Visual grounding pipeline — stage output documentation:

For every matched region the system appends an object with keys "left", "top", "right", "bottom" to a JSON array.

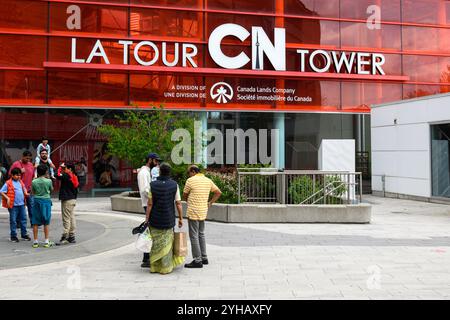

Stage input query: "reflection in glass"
[
  {"left": 285, "top": 114, "right": 355, "bottom": 169},
  {"left": 431, "top": 123, "right": 450, "bottom": 198}
]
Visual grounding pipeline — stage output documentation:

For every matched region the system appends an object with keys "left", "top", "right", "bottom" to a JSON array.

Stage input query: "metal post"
[
  {"left": 359, "top": 173, "right": 363, "bottom": 203},
  {"left": 238, "top": 172, "right": 241, "bottom": 204},
  {"left": 201, "top": 111, "right": 208, "bottom": 168},
  {"left": 313, "top": 174, "right": 315, "bottom": 203},
  {"left": 281, "top": 172, "right": 286, "bottom": 204},
  {"left": 347, "top": 173, "right": 350, "bottom": 204}
]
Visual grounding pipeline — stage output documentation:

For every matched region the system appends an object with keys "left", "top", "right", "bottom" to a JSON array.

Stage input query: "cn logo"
[{"left": 210, "top": 82, "right": 234, "bottom": 104}]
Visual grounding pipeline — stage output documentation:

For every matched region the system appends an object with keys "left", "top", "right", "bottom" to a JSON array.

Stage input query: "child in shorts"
[
  {"left": 0, "top": 168, "right": 31, "bottom": 242},
  {"left": 31, "top": 164, "right": 54, "bottom": 248}
]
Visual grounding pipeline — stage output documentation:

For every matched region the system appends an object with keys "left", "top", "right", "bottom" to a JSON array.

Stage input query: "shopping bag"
[
  {"left": 135, "top": 227, "right": 152, "bottom": 253},
  {"left": 173, "top": 232, "right": 188, "bottom": 257}
]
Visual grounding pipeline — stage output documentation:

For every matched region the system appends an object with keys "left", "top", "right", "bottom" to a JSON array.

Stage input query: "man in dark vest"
[{"left": 144, "top": 163, "right": 184, "bottom": 273}]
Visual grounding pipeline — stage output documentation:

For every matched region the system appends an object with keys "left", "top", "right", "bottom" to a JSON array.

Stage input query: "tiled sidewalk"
[{"left": 0, "top": 195, "right": 449, "bottom": 299}]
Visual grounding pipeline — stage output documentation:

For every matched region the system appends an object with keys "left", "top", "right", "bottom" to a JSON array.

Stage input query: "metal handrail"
[
  {"left": 237, "top": 170, "right": 363, "bottom": 205},
  {"left": 309, "top": 181, "right": 346, "bottom": 205},
  {"left": 300, "top": 181, "right": 336, "bottom": 204}
]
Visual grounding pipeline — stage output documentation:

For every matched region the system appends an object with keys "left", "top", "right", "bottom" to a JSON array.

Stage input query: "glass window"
[
  {"left": 208, "top": 0, "right": 275, "bottom": 13},
  {"left": 284, "top": 80, "right": 340, "bottom": 109},
  {"left": 285, "top": 113, "right": 355, "bottom": 169},
  {"left": 0, "top": 0, "right": 47, "bottom": 32},
  {"left": 431, "top": 123, "right": 450, "bottom": 198},
  {"left": 341, "top": 82, "right": 402, "bottom": 110},
  {"left": 0, "top": 71, "right": 45, "bottom": 104},
  {"left": 50, "top": 3, "right": 128, "bottom": 36},
  {"left": 130, "top": 74, "right": 205, "bottom": 107},
  {"left": 207, "top": 12, "right": 275, "bottom": 37},
  {"left": 0, "top": 108, "right": 134, "bottom": 193},
  {"left": 0, "top": 36, "right": 46, "bottom": 68},
  {"left": 340, "top": 0, "right": 400, "bottom": 22},
  {"left": 402, "top": 26, "right": 439, "bottom": 52},
  {"left": 130, "top": 8, "right": 201, "bottom": 39},
  {"left": 403, "top": 84, "right": 449, "bottom": 99},
  {"left": 284, "top": 0, "right": 339, "bottom": 18},
  {"left": 402, "top": 0, "right": 445, "bottom": 25},
  {"left": 285, "top": 19, "right": 339, "bottom": 46},
  {"left": 80, "top": 0, "right": 128, "bottom": 3},
  {"left": 48, "top": 72, "right": 127, "bottom": 106},
  {"left": 376, "top": 53, "right": 402, "bottom": 77},
  {"left": 341, "top": 22, "right": 401, "bottom": 50},
  {"left": 132, "top": 0, "right": 201, "bottom": 9},
  {"left": 402, "top": 55, "right": 450, "bottom": 84},
  {"left": 402, "top": 26, "right": 450, "bottom": 53}
]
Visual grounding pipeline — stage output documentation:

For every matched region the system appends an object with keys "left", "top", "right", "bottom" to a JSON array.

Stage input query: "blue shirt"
[
  {"left": 151, "top": 166, "right": 160, "bottom": 182},
  {"left": 0, "top": 180, "right": 25, "bottom": 206}
]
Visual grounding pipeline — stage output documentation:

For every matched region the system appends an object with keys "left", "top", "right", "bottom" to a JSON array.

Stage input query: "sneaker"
[
  {"left": 141, "top": 260, "right": 150, "bottom": 268},
  {"left": 59, "top": 235, "right": 69, "bottom": 245},
  {"left": 43, "top": 241, "right": 55, "bottom": 248},
  {"left": 184, "top": 260, "right": 203, "bottom": 268},
  {"left": 67, "top": 236, "right": 76, "bottom": 244},
  {"left": 32, "top": 242, "right": 39, "bottom": 248},
  {"left": 21, "top": 235, "right": 31, "bottom": 241},
  {"left": 202, "top": 258, "right": 209, "bottom": 265},
  {"left": 10, "top": 236, "right": 19, "bottom": 243}
]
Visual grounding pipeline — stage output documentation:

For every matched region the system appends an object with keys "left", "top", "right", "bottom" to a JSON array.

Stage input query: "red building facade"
[{"left": 0, "top": 0, "right": 450, "bottom": 192}]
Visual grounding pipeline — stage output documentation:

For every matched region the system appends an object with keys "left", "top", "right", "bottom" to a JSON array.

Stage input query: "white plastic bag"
[{"left": 135, "top": 227, "right": 152, "bottom": 253}]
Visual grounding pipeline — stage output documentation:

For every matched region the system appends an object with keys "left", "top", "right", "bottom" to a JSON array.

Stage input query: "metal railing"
[{"left": 237, "top": 169, "right": 362, "bottom": 205}]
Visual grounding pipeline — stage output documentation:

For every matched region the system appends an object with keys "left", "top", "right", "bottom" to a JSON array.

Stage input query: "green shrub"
[
  {"left": 205, "top": 171, "right": 244, "bottom": 204},
  {"left": 288, "top": 175, "right": 347, "bottom": 204},
  {"left": 288, "top": 176, "right": 320, "bottom": 204}
]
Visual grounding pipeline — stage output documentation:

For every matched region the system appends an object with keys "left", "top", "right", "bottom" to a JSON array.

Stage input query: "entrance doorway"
[{"left": 431, "top": 123, "right": 450, "bottom": 198}]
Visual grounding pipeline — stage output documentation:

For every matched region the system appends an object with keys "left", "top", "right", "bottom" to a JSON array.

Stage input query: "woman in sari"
[{"left": 145, "top": 163, "right": 184, "bottom": 274}]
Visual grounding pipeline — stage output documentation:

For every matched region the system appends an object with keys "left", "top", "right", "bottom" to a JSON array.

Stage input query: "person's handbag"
[
  {"left": 173, "top": 231, "right": 188, "bottom": 257},
  {"left": 135, "top": 227, "right": 152, "bottom": 253},
  {"left": 132, "top": 221, "right": 148, "bottom": 235}
]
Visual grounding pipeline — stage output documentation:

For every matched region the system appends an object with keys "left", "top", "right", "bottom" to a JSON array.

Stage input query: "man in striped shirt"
[{"left": 183, "top": 165, "right": 221, "bottom": 268}]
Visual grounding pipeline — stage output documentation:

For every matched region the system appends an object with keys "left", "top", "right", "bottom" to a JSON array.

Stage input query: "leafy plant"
[
  {"left": 324, "top": 175, "right": 347, "bottom": 202},
  {"left": 98, "top": 106, "right": 197, "bottom": 172},
  {"left": 205, "top": 170, "right": 245, "bottom": 204},
  {"left": 287, "top": 175, "right": 347, "bottom": 204},
  {"left": 288, "top": 175, "right": 321, "bottom": 204}
]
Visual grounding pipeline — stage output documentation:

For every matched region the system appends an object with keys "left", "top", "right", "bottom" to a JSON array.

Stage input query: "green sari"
[{"left": 149, "top": 227, "right": 185, "bottom": 274}]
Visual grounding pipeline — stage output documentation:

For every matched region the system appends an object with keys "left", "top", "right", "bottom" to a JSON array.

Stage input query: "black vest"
[{"left": 149, "top": 176, "right": 178, "bottom": 229}]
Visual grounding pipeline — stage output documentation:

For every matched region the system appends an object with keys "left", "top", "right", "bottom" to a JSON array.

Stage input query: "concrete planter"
[
  {"left": 110, "top": 192, "right": 144, "bottom": 214},
  {"left": 111, "top": 192, "right": 371, "bottom": 223}
]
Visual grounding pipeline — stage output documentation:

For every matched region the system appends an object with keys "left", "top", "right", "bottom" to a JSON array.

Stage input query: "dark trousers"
[{"left": 26, "top": 194, "right": 34, "bottom": 225}]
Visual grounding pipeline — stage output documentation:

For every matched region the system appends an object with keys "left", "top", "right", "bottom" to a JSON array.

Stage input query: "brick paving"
[{"left": 0, "top": 196, "right": 449, "bottom": 299}]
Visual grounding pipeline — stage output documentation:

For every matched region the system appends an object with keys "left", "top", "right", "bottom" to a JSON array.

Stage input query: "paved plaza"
[{"left": 0, "top": 195, "right": 449, "bottom": 300}]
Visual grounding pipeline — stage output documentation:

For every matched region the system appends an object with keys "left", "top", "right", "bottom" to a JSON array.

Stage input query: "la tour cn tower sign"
[
  {"left": 71, "top": 23, "right": 387, "bottom": 76},
  {"left": 67, "top": 23, "right": 405, "bottom": 105}
]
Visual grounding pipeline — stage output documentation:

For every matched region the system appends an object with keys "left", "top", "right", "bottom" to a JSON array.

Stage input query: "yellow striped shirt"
[{"left": 183, "top": 173, "right": 219, "bottom": 220}]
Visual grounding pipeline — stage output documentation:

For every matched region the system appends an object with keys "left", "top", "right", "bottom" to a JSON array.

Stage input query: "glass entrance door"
[{"left": 431, "top": 123, "right": 450, "bottom": 198}]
